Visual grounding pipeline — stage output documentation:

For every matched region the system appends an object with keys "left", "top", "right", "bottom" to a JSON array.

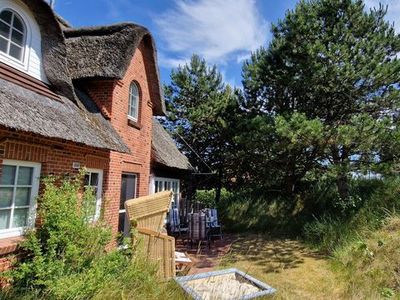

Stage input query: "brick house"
[{"left": 0, "top": 0, "right": 191, "bottom": 270}]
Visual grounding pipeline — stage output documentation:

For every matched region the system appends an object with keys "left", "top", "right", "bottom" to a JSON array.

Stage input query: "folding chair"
[{"left": 206, "top": 208, "right": 223, "bottom": 241}]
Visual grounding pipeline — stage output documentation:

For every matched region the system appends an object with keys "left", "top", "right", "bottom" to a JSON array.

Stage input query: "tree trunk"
[
  {"left": 215, "top": 166, "right": 223, "bottom": 205},
  {"left": 336, "top": 173, "right": 350, "bottom": 201},
  {"left": 331, "top": 145, "right": 350, "bottom": 201}
]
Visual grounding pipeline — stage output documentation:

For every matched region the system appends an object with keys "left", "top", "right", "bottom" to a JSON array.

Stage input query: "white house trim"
[
  {"left": 0, "top": 159, "right": 41, "bottom": 239},
  {"left": 0, "top": 0, "right": 48, "bottom": 82}
]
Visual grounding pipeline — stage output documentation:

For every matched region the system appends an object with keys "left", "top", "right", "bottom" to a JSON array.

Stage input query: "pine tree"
[
  {"left": 242, "top": 0, "right": 400, "bottom": 201},
  {"left": 163, "top": 55, "right": 239, "bottom": 202}
]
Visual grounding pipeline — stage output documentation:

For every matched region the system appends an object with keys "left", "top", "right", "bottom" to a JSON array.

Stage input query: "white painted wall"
[{"left": 0, "top": 0, "right": 48, "bottom": 82}]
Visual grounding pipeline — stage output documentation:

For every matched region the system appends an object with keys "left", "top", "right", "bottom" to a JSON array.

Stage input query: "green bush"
[
  {"left": 195, "top": 188, "right": 232, "bottom": 208},
  {"left": 2, "top": 171, "right": 185, "bottom": 300},
  {"left": 218, "top": 189, "right": 303, "bottom": 234},
  {"left": 9, "top": 172, "right": 112, "bottom": 292}
]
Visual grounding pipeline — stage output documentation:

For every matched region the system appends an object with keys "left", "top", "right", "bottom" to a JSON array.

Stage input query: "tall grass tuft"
[{"left": 303, "top": 178, "right": 400, "bottom": 254}]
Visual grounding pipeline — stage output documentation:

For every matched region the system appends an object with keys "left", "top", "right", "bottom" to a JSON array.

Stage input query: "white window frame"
[
  {"left": 151, "top": 177, "right": 180, "bottom": 210},
  {"left": 0, "top": 159, "right": 41, "bottom": 239},
  {"left": 0, "top": 9, "right": 26, "bottom": 63},
  {"left": 127, "top": 82, "right": 139, "bottom": 122},
  {"left": 84, "top": 168, "right": 103, "bottom": 222},
  {"left": 0, "top": 2, "right": 32, "bottom": 72}
]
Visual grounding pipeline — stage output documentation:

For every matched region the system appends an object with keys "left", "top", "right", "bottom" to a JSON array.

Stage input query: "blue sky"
[{"left": 55, "top": 0, "right": 399, "bottom": 88}]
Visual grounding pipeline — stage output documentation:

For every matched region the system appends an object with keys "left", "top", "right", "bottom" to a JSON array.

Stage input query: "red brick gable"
[
  {"left": 84, "top": 80, "right": 116, "bottom": 120},
  {"left": 110, "top": 40, "right": 154, "bottom": 197},
  {"left": 83, "top": 40, "right": 156, "bottom": 233}
]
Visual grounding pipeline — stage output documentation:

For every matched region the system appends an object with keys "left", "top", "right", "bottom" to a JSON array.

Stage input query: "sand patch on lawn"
[{"left": 186, "top": 273, "right": 261, "bottom": 300}]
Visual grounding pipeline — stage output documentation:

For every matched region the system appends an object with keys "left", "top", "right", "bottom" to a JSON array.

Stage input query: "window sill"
[
  {"left": 127, "top": 119, "right": 142, "bottom": 130},
  {"left": 0, "top": 236, "right": 24, "bottom": 256}
]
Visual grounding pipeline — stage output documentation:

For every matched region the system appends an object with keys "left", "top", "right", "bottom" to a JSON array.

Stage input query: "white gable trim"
[{"left": 0, "top": 0, "right": 48, "bottom": 82}]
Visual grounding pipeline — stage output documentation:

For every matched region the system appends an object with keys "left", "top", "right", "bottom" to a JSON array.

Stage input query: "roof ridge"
[{"left": 63, "top": 22, "right": 149, "bottom": 38}]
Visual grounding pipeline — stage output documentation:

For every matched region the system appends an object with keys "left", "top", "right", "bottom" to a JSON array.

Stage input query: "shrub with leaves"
[
  {"left": 2, "top": 172, "right": 185, "bottom": 300},
  {"left": 195, "top": 188, "right": 232, "bottom": 208},
  {"left": 9, "top": 171, "right": 112, "bottom": 292}
]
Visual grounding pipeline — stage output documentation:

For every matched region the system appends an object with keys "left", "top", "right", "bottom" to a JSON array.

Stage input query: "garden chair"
[
  {"left": 168, "top": 207, "right": 188, "bottom": 237},
  {"left": 125, "top": 191, "right": 176, "bottom": 279},
  {"left": 206, "top": 208, "right": 223, "bottom": 240}
]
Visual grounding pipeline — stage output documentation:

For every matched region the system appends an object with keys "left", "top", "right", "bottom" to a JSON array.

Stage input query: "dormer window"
[
  {"left": 128, "top": 82, "right": 139, "bottom": 122},
  {"left": 0, "top": 9, "right": 26, "bottom": 62}
]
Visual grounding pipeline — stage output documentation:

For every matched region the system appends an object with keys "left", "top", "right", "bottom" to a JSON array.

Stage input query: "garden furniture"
[{"left": 125, "top": 191, "right": 176, "bottom": 279}]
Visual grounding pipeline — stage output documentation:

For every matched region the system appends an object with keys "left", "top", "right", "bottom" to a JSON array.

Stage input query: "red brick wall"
[
  {"left": 0, "top": 129, "right": 111, "bottom": 271},
  {"left": 85, "top": 80, "right": 116, "bottom": 120},
  {"left": 85, "top": 41, "right": 155, "bottom": 233},
  {"left": 0, "top": 39, "right": 159, "bottom": 268},
  {"left": 110, "top": 41, "right": 154, "bottom": 197},
  {"left": 0, "top": 130, "right": 109, "bottom": 176}
]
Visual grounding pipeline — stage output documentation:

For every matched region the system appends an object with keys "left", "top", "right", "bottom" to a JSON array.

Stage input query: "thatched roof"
[
  {"left": 0, "top": 1, "right": 168, "bottom": 154},
  {"left": 152, "top": 119, "right": 192, "bottom": 171},
  {"left": 55, "top": 14, "right": 72, "bottom": 29},
  {"left": 21, "top": 0, "right": 76, "bottom": 101},
  {"left": 0, "top": 78, "right": 130, "bottom": 153},
  {"left": 64, "top": 23, "right": 166, "bottom": 115}
]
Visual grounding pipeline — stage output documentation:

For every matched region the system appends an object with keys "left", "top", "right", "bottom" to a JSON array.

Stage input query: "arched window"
[
  {"left": 0, "top": 9, "right": 26, "bottom": 62},
  {"left": 128, "top": 82, "right": 139, "bottom": 121}
]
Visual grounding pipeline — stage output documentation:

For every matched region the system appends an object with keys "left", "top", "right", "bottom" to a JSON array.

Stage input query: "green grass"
[
  {"left": 211, "top": 223, "right": 400, "bottom": 299},
  {"left": 332, "top": 216, "right": 400, "bottom": 299},
  {"left": 1, "top": 252, "right": 187, "bottom": 300},
  {"left": 219, "top": 234, "right": 345, "bottom": 299}
]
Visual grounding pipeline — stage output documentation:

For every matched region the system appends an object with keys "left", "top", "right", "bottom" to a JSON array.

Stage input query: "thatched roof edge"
[
  {"left": 21, "top": 0, "right": 76, "bottom": 101},
  {"left": 151, "top": 119, "right": 192, "bottom": 171}
]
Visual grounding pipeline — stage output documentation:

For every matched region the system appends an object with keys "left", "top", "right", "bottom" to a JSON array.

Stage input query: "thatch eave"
[
  {"left": 151, "top": 118, "right": 192, "bottom": 172},
  {"left": 0, "top": 78, "right": 130, "bottom": 153}
]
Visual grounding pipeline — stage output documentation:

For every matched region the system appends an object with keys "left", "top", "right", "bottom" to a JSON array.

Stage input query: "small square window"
[
  {"left": 0, "top": 187, "right": 13, "bottom": 207},
  {"left": 0, "top": 11, "right": 12, "bottom": 25},
  {"left": 18, "top": 167, "right": 33, "bottom": 185},
  {"left": 0, "top": 22, "right": 10, "bottom": 39},
  {"left": 0, "top": 37, "right": 7, "bottom": 52},
  {"left": 11, "top": 29, "right": 23, "bottom": 45},
  {"left": 0, "top": 210, "right": 10, "bottom": 229},
  {"left": 0, "top": 165, "right": 16, "bottom": 185},
  {"left": 15, "top": 187, "right": 31, "bottom": 206},
  {"left": 12, "top": 208, "right": 29, "bottom": 227},
  {"left": 9, "top": 44, "right": 22, "bottom": 60}
]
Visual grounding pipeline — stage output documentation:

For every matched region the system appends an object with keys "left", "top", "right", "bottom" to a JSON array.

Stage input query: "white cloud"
[
  {"left": 158, "top": 53, "right": 188, "bottom": 68},
  {"left": 364, "top": 0, "right": 400, "bottom": 32},
  {"left": 155, "top": 0, "right": 268, "bottom": 66},
  {"left": 102, "top": 0, "right": 135, "bottom": 20},
  {"left": 236, "top": 53, "right": 252, "bottom": 64}
]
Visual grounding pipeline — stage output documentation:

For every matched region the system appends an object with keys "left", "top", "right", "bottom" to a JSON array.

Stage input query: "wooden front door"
[{"left": 119, "top": 173, "right": 137, "bottom": 236}]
